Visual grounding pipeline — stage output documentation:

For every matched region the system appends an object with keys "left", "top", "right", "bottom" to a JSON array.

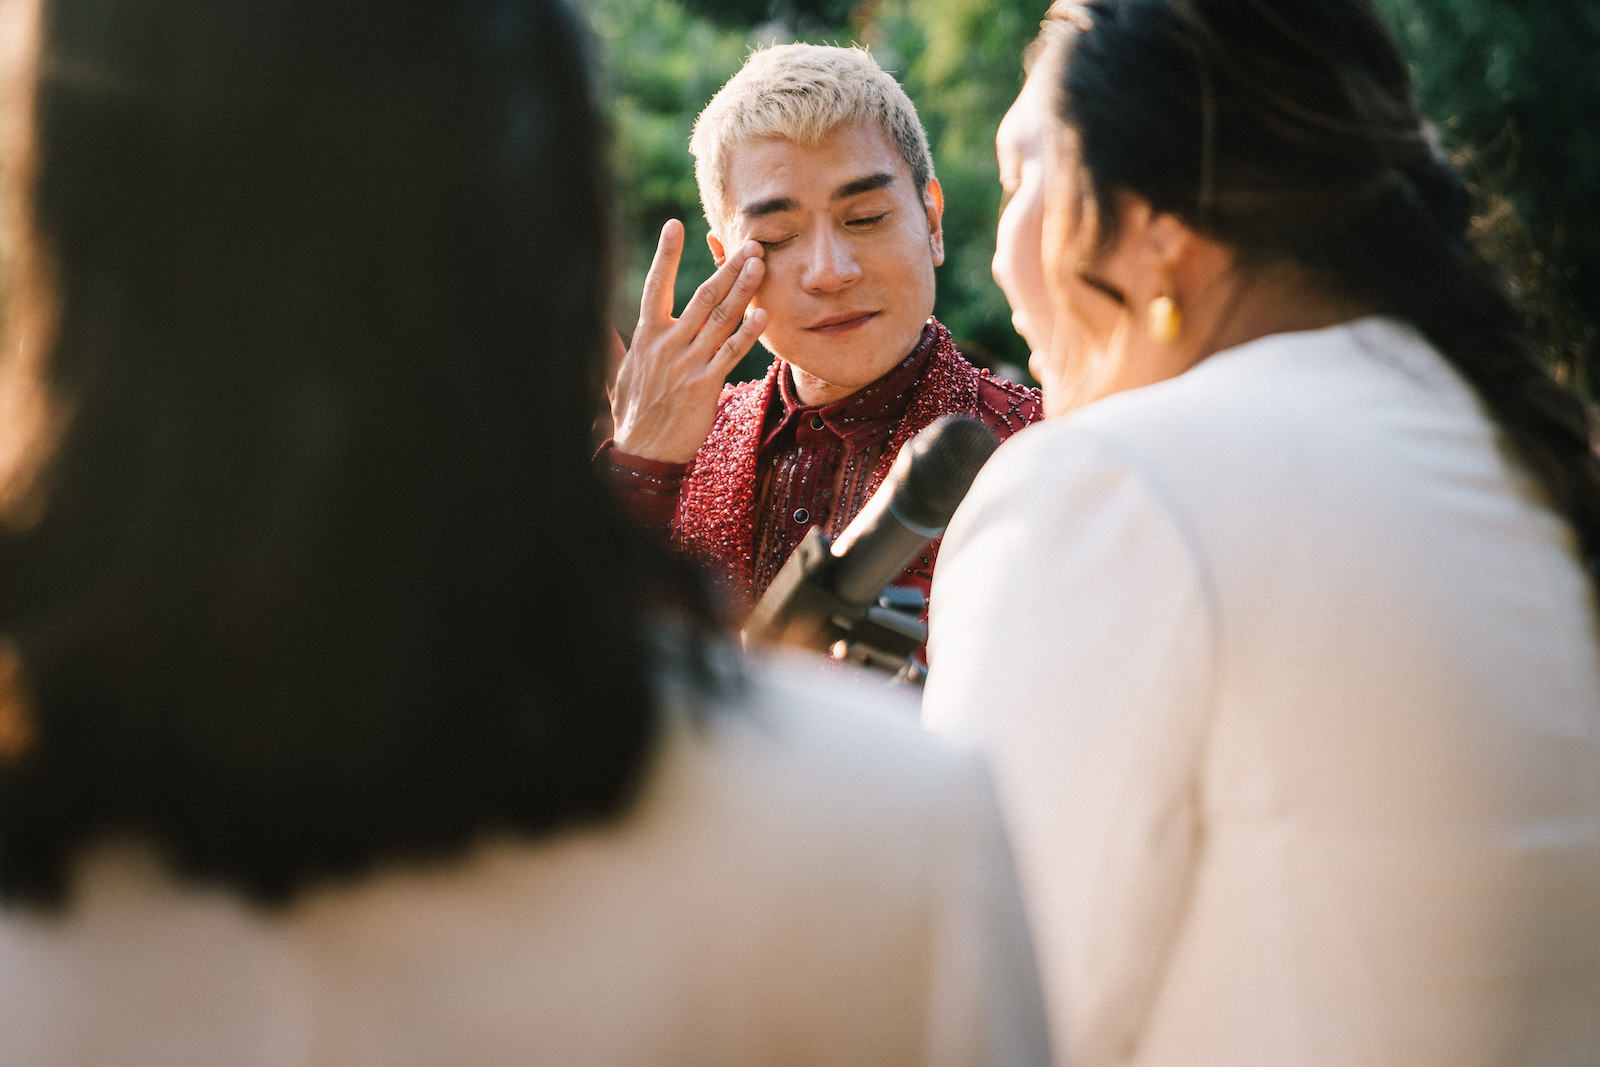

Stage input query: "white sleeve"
[
  {"left": 924, "top": 426, "right": 1217, "bottom": 1065},
  {"left": 921, "top": 747, "right": 1055, "bottom": 1067}
]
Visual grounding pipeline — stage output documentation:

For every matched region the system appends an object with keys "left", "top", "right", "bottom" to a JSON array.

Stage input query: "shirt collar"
[{"left": 763, "top": 320, "right": 940, "bottom": 451}]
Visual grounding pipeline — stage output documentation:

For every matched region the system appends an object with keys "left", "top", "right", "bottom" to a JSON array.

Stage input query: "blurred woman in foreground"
[
  {"left": 925, "top": 0, "right": 1600, "bottom": 1062},
  {"left": 0, "top": 0, "right": 1047, "bottom": 1061}
]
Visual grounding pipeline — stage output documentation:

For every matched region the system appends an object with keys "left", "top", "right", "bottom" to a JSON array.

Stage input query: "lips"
[{"left": 806, "top": 310, "right": 878, "bottom": 334}]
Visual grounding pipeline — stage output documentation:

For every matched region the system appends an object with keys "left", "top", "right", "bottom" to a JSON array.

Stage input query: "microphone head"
[{"left": 894, "top": 414, "right": 1000, "bottom": 531}]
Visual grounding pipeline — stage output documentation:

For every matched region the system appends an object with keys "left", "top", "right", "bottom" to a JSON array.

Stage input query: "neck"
[
  {"left": 789, "top": 367, "right": 860, "bottom": 407},
  {"left": 1190, "top": 262, "right": 1377, "bottom": 362}
]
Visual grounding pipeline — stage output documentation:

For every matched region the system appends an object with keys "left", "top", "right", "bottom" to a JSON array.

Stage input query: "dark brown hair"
[
  {"left": 0, "top": 0, "right": 701, "bottom": 908},
  {"left": 1040, "top": 0, "right": 1600, "bottom": 597}
]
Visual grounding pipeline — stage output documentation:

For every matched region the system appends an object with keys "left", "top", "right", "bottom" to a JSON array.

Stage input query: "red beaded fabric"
[{"left": 673, "top": 319, "right": 1042, "bottom": 612}]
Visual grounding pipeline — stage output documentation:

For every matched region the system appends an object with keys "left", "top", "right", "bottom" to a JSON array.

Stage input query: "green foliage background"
[
  {"left": 581, "top": 0, "right": 1044, "bottom": 382},
  {"left": 1374, "top": 0, "right": 1599, "bottom": 392},
  {"left": 580, "top": 0, "right": 1597, "bottom": 393}
]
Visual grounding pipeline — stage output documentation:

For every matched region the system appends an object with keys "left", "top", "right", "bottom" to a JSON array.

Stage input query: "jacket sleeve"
[
  {"left": 923, "top": 424, "right": 1217, "bottom": 1065},
  {"left": 593, "top": 439, "right": 685, "bottom": 531},
  {"left": 920, "top": 744, "right": 1056, "bottom": 1066}
]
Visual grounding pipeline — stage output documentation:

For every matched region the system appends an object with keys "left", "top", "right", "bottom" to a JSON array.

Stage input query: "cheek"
[
  {"left": 1041, "top": 206, "right": 1120, "bottom": 345},
  {"left": 1060, "top": 274, "right": 1125, "bottom": 344},
  {"left": 746, "top": 267, "right": 784, "bottom": 316}
]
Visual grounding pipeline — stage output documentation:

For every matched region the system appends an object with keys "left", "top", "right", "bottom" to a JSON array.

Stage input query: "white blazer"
[
  {"left": 925, "top": 318, "right": 1600, "bottom": 1065},
  {"left": 0, "top": 652, "right": 1050, "bottom": 1065}
]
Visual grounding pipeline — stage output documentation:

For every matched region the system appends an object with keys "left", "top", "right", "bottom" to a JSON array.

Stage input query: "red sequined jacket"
[{"left": 599, "top": 319, "right": 1043, "bottom": 614}]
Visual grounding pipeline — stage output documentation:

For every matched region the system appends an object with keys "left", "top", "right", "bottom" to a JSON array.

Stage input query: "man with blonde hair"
[{"left": 601, "top": 43, "right": 1041, "bottom": 623}]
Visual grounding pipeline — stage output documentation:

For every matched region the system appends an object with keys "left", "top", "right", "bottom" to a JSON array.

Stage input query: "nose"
[
  {"left": 992, "top": 242, "right": 1019, "bottom": 310},
  {"left": 801, "top": 228, "right": 862, "bottom": 294}
]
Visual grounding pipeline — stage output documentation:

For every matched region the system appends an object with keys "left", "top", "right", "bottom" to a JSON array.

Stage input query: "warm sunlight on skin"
[
  {"left": 996, "top": 42, "right": 1361, "bottom": 418},
  {"left": 993, "top": 60, "right": 1056, "bottom": 369},
  {"left": 707, "top": 120, "right": 945, "bottom": 407},
  {"left": 994, "top": 55, "right": 1124, "bottom": 418}
]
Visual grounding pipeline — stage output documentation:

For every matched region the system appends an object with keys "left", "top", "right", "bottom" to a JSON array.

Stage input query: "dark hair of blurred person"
[
  {"left": 0, "top": 0, "right": 675, "bottom": 907},
  {"left": 0, "top": 2, "right": 1050, "bottom": 1060}
]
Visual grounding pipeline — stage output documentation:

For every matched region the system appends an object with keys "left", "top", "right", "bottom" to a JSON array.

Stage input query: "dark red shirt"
[
  {"left": 598, "top": 320, "right": 1042, "bottom": 614},
  {"left": 747, "top": 330, "right": 931, "bottom": 597}
]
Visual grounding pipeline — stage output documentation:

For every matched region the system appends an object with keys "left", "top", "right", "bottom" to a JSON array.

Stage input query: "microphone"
[{"left": 742, "top": 413, "right": 999, "bottom": 669}]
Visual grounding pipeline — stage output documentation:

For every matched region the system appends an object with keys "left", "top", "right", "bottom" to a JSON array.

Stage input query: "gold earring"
[{"left": 1147, "top": 292, "right": 1181, "bottom": 343}]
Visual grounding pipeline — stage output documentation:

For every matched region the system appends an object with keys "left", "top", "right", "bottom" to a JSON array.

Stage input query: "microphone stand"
[{"left": 742, "top": 526, "right": 929, "bottom": 684}]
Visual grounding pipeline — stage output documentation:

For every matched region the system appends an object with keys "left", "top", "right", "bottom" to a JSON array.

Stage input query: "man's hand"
[{"left": 609, "top": 219, "right": 768, "bottom": 463}]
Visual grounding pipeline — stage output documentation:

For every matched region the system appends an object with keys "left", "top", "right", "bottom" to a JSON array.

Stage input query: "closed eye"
[
  {"left": 756, "top": 235, "right": 797, "bottom": 250},
  {"left": 846, "top": 213, "right": 888, "bottom": 229}
]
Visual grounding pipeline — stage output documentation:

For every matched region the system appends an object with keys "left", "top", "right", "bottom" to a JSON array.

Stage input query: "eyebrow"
[{"left": 739, "top": 171, "right": 898, "bottom": 220}]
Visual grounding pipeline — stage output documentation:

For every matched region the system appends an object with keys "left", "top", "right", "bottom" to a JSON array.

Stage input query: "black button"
[
  {"left": 809, "top": 415, "right": 825, "bottom": 431},
  {"left": 793, "top": 508, "right": 810, "bottom": 524}
]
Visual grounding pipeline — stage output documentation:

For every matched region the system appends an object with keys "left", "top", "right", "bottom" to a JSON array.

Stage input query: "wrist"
[
  {"left": 595, "top": 440, "right": 686, "bottom": 529},
  {"left": 612, "top": 429, "right": 703, "bottom": 465}
]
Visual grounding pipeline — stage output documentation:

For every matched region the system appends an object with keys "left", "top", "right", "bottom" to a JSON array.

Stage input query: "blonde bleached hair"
[{"left": 690, "top": 43, "right": 935, "bottom": 238}]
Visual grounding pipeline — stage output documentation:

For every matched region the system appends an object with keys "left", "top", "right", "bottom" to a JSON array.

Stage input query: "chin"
[
  {"left": 1027, "top": 350, "right": 1048, "bottom": 383},
  {"left": 786, "top": 328, "right": 916, "bottom": 396},
  {"left": 1012, "top": 317, "right": 1047, "bottom": 359}
]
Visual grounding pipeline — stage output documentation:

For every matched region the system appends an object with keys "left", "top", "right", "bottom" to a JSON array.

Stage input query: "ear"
[
  {"left": 1144, "top": 209, "right": 1196, "bottom": 274},
  {"left": 922, "top": 178, "right": 946, "bottom": 267},
  {"left": 1102, "top": 191, "right": 1196, "bottom": 298},
  {"left": 707, "top": 233, "right": 727, "bottom": 267}
]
